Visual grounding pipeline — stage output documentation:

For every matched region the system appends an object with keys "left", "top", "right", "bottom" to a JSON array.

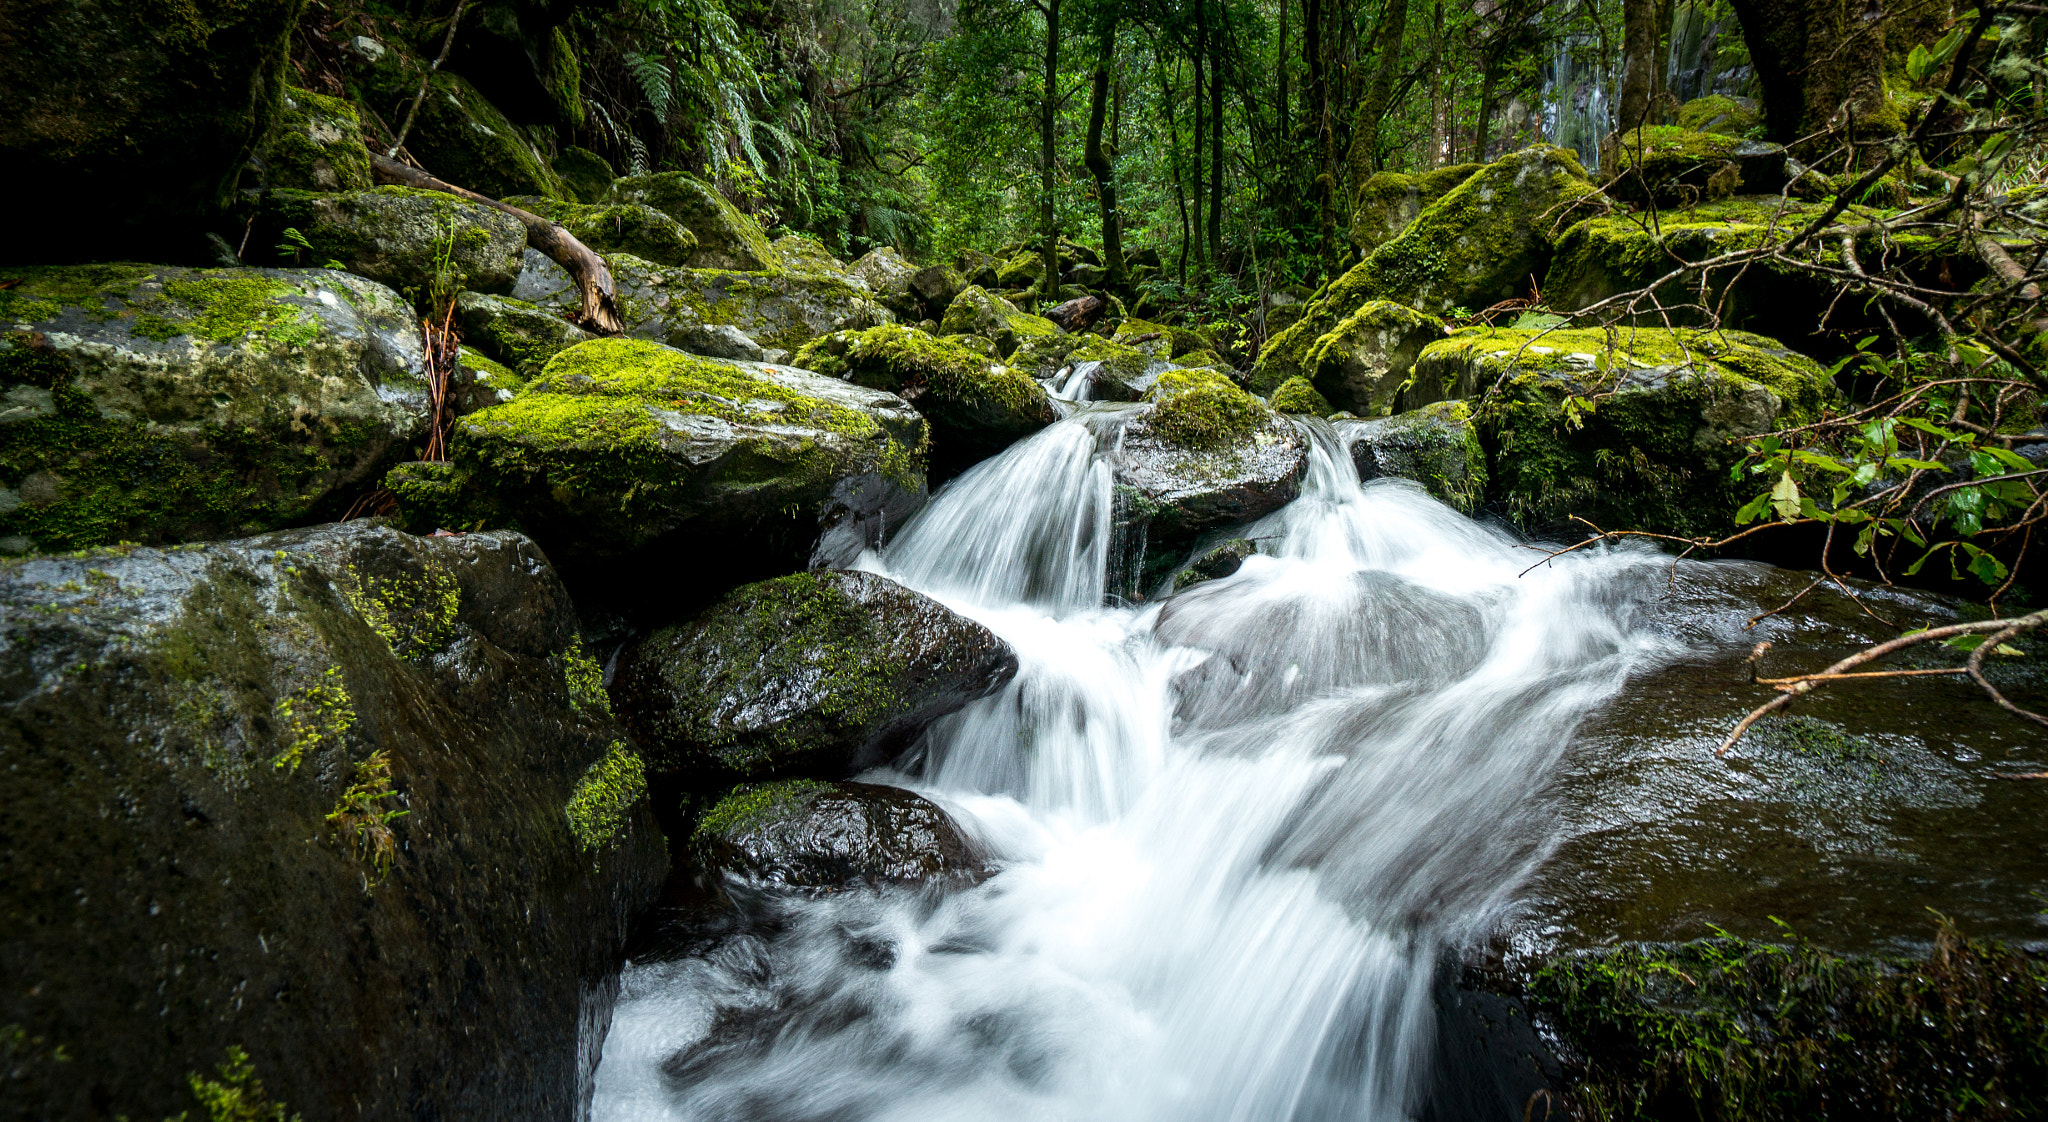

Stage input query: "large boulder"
[
  {"left": 938, "top": 285, "right": 1061, "bottom": 359},
  {"left": 446, "top": 337, "right": 928, "bottom": 566},
  {"left": 607, "top": 172, "right": 774, "bottom": 271},
  {"left": 1603, "top": 125, "right": 1789, "bottom": 205},
  {"left": 1334, "top": 400, "right": 1488, "bottom": 512},
  {"left": 1348, "top": 163, "right": 1484, "bottom": 255},
  {"left": 0, "top": 264, "right": 428, "bottom": 554},
  {"left": 0, "top": 521, "right": 665, "bottom": 1121},
  {"left": 454, "top": 291, "right": 594, "bottom": 378},
  {"left": 690, "top": 779, "right": 988, "bottom": 890},
  {"left": 848, "top": 247, "right": 922, "bottom": 320},
  {"left": 0, "top": 0, "right": 301, "bottom": 262},
  {"left": 505, "top": 197, "right": 698, "bottom": 267},
  {"left": 1107, "top": 372, "right": 1310, "bottom": 561},
  {"left": 1675, "top": 93, "right": 1761, "bottom": 136},
  {"left": 554, "top": 145, "right": 617, "bottom": 203},
  {"left": 251, "top": 86, "right": 374, "bottom": 193},
  {"left": 394, "top": 72, "right": 566, "bottom": 200},
  {"left": 1251, "top": 299, "right": 1446, "bottom": 408},
  {"left": 253, "top": 187, "right": 529, "bottom": 296},
  {"left": 1411, "top": 325, "right": 1835, "bottom": 536},
  {"left": 1260, "top": 147, "right": 1601, "bottom": 370},
  {"left": 771, "top": 234, "right": 849, "bottom": 275},
  {"left": 613, "top": 570, "right": 1017, "bottom": 781},
  {"left": 795, "top": 325, "right": 1056, "bottom": 458},
  {"left": 513, "top": 250, "right": 889, "bottom": 354}
]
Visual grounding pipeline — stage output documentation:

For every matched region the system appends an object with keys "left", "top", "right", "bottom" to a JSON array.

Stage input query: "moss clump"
[
  {"left": 606, "top": 171, "right": 773, "bottom": 271},
  {"left": 1270, "top": 376, "right": 1334, "bottom": 415},
  {"left": 257, "top": 86, "right": 372, "bottom": 192},
  {"left": 509, "top": 197, "right": 697, "bottom": 267},
  {"left": 1348, "top": 162, "right": 1484, "bottom": 253},
  {"left": 156, "top": 274, "right": 317, "bottom": 346},
  {"left": 1748, "top": 714, "right": 1885, "bottom": 764},
  {"left": 325, "top": 748, "right": 407, "bottom": 887},
  {"left": 339, "top": 561, "right": 461, "bottom": 660},
  {"left": 795, "top": 325, "right": 1052, "bottom": 447},
  {"left": 559, "top": 638, "right": 610, "bottom": 714},
  {"left": 1530, "top": 923, "right": 2048, "bottom": 1120},
  {"left": 1676, "top": 94, "right": 1760, "bottom": 136},
  {"left": 182, "top": 1045, "right": 300, "bottom": 1122},
  {"left": 271, "top": 666, "right": 354, "bottom": 772},
  {"left": 564, "top": 741, "right": 647, "bottom": 853},
  {"left": 554, "top": 146, "right": 617, "bottom": 204},
  {"left": 692, "top": 779, "right": 832, "bottom": 842},
  {"left": 937, "top": 286, "right": 1060, "bottom": 358},
  {"left": 1147, "top": 368, "right": 1272, "bottom": 451}
]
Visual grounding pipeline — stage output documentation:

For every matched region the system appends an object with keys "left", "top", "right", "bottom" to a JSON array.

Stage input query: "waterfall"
[{"left": 593, "top": 417, "right": 1676, "bottom": 1121}]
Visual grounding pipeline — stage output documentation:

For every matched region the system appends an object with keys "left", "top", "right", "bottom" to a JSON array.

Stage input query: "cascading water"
[{"left": 594, "top": 416, "right": 1678, "bottom": 1121}]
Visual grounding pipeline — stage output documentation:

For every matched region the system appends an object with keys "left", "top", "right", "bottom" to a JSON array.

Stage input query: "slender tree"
[
  {"left": 1084, "top": 19, "right": 1125, "bottom": 287},
  {"left": 1346, "top": 0, "right": 1410, "bottom": 196},
  {"left": 1034, "top": 0, "right": 1063, "bottom": 298}
]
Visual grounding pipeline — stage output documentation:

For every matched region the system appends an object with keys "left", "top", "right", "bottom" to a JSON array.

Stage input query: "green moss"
[
  {"left": 458, "top": 345, "right": 521, "bottom": 395},
  {"left": 338, "top": 561, "right": 460, "bottom": 660},
  {"left": 158, "top": 274, "right": 315, "bottom": 346},
  {"left": 1530, "top": 922, "right": 2048, "bottom": 1120},
  {"left": 271, "top": 666, "right": 353, "bottom": 772},
  {"left": 794, "top": 324, "right": 1048, "bottom": 440},
  {"left": 1748, "top": 714, "right": 1885, "bottom": 764},
  {"left": 1147, "top": 368, "right": 1272, "bottom": 451},
  {"left": 534, "top": 337, "right": 891, "bottom": 442},
  {"left": 555, "top": 146, "right": 616, "bottom": 204},
  {"left": 182, "top": 1045, "right": 300, "bottom": 1121},
  {"left": 1270, "top": 376, "right": 1334, "bottom": 415},
  {"left": 259, "top": 85, "right": 372, "bottom": 192},
  {"left": 0, "top": 263, "right": 154, "bottom": 325},
  {"left": 559, "top": 637, "right": 610, "bottom": 714},
  {"left": 693, "top": 778, "right": 832, "bottom": 841},
  {"left": 1676, "top": 94, "right": 1760, "bottom": 136},
  {"left": 564, "top": 740, "right": 647, "bottom": 853},
  {"left": 324, "top": 748, "right": 407, "bottom": 888}
]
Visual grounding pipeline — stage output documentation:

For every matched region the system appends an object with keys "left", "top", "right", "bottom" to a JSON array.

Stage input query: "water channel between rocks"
[{"left": 590, "top": 415, "right": 2048, "bottom": 1121}]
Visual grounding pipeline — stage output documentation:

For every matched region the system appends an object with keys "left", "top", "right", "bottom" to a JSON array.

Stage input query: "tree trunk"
[
  {"left": 1085, "top": 23, "right": 1125, "bottom": 289},
  {"left": 1192, "top": 10, "right": 1208, "bottom": 273},
  {"left": 1728, "top": 0, "right": 1893, "bottom": 149},
  {"left": 1472, "top": 50, "right": 1499, "bottom": 163},
  {"left": 370, "top": 153, "right": 622, "bottom": 334},
  {"left": 1208, "top": 4, "right": 1225, "bottom": 269},
  {"left": 1305, "top": 0, "right": 1332, "bottom": 268},
  {"left": 1039, "top": 0, "right": 1063, "bottom": 300},
  {"left": 1346, "top": 0, "right": 1410, "bottom": 198},
  {"left": 1276, "top": 0, "right": 1290, "bottom": 141},
  {"left": 1618, "top": 0, "right": 1658, "bottom": 133}
]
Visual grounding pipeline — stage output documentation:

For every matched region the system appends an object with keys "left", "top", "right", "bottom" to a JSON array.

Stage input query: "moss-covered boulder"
[
  {"left": 1348, "top": 163, "right": 1485, "bottom": 255},
  {"left": 453, "top": 292, "right": 593, "bottom": 379},
  {"left": 1262, "top": 147, "right": 1600, "bottom": 370},
  {"left": 910, "top": 264, "right": 966, "bottom": 318},
  {"left": 553, "top": 145, "right": 616, "bottom": 203},
  {"left": 0, "top": 521, "right": 663, "bottom": 1120},
  {"left": 450, "top": 337, "right": 928, "bottom": 566},
  {"left": 512, "top": 250, "right": 889, "bottom": 355},
  {"left": 607, "top": 172, "right": 774, "bottom": 271},
  {"left": 955, "top": 249, "right": 1001, "bottom": 288},
  {"left": 849, "top": 246, "right": 922, "bottom": 319},
  {"left": 399, "top": 72, "right": 566, "bottom": 200},
  {"left": 505, "top": 196, "right": 697, "bottom": 267},
  {"left": 1334, "top": 400, "right": 1487, "bottom": 512},
  {"left": 1270, "top": 376, "right": 1334, "bottom": 415},
  {"left": 1107, "top": 372, "right": 1309, "bottom": 559},
  {"left": 1042, "top": 335, "right": 1173, "bottom": 402},
  {"left": 1676, "top": 94, "right": 1761, "bottom": 136},
  {"left": 1604, "top": 125, "right": 1789, "bottom": 205},
  {"left": 253, "top": 187, "right": 528, "bottom": 297},
  {"left": 613, "top": 569, "right": 1017, "bottom": 779},
  {"left": 795, "top": 325, "right": 1055, "bottom": 461},
  {"left": 0, "top": 265, "right": 430, "bottom": 554},
  {"left": 995, "top": 251, "right": 1048, "bottom": 289},
  {"left": 771, "top": 234, "right": 848, "bottom": 275},
  {"left": 1410, "top": 325, "right": 1834, "bottom": 536},
  {"left": 253, "top": 86, "right": 373, "bottom": 193},
  {"left": 1252, "top": 299, "right": 1446, "bottom": 410},
  {"left": 690, "top": 779, "right": 989, "bottom": 890},
  {"left": 938, "top": 286, "right": 1061, "bottom": 359},
  {"left": 0, "top": 0, "right": 301, "bottom": 261}
]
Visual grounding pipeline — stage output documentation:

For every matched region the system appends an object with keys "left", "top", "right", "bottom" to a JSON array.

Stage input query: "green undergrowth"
[
  {"left": 1530, "top": 921, "right": 2048, "bottom": 1120},
  {"left": 559, "top": 637, "right": 610, "bottom": 714},
  {"left": 173, "top": 1045, "right": 300, "bottom": 1121}
]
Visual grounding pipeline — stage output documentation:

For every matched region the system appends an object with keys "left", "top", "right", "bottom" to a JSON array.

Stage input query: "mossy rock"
[
  {"left": 995, "top": 251, "right": 1048, "bottom": 289},
  {"left": 1676, "top": 94, "right": 1761, "bottom": 136},
  {"left": 254, "top": 86, "right": 373, "bottom": 193},
  {"left": 0, "top": 521, "right": 662, "bottom": 1119},
  {"left": 1334, "top": 400, "right": 1487, "bottom": 512},
  {"left": 849, "top": 246, "right": 922, "bottom": 319},
  {"left": 794, "top": 325, "right": 1056, "bottom": 458},
  {"left": 612, "top": 569, "right": 1016, "bottom": 779},
  {"left": 1348, "top": 163, "right": 1484, "bottom": 255},
  {"left": 937, "top": 286, "right": 1060, "bottom": 359},
  {"left": 1411, "top": 325, "right": 1835, "bottom": 537},
  {"left": 454, "top": 292, "right": 593, "bottom": 379},
  {"left": 1108, "top": 382, "right": 1308, "bottom": 560},
  {"left": 402, "top": 72, "right": 566, "bottom": 200},
  {"left": 0, "top": 265, "right": 429, "bottom": 553},
  {"left": 954, "top": 249, "right": 1001, "bottom": 288},
  {"left": 1257, "top": 299, "right": 1446, "bottom": 412},
  {"left": 909, "top": 264, "right": 966, "bottom": 317},
  {"left": 690, "top": 779, "right": 989, "bottom": 889},
  {"left": 771, "top": 234, "right": 847, "bottom": 276},
  {"left": 0, "top": 0, "right": 302, "bottom": 261},
  {"left": 511, "top": 251, "right": 888, "bottom": 354},
  {"left": 1111, "top": 317, "right": 1174, "bottom": 355},
  {"left": 607, "top": 172, "right": 774, "bottom": 271},
  {"left": 1042, "top": 334, "right": 1172, "bottom": 401},
  {"left": 507, "top": 196, "right": 697, "bottom": 267},
  {"left": 451, "top": 337, "right": 928, "bottom": 565},
  {"left": 1169, "top": 537, "right": 1257, "bottom": 592},
  {"left": 553, "top": 146, "right": 616, "bottom": 204},
  {"left": 251, "top": 187, "right": 528, "bottom": 298},
  {"left": 1264, "top": 146, "right": 1600, "bottom": 361},
  {"left": 1604, "top": 125, "right": 1789, "bottom": 205},
  {"left": 1270, "top": 376, "right": 1334, "bottom": 416}
]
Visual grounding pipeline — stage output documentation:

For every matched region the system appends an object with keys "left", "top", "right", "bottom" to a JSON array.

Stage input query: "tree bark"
[
  {"left": 1276, "top": 0, "right": 1291, "bottom": 141},
  {"left": 1039, "top": 0, "right": 1063, "bottom": 300},
  {"left": 371, "top": 153, "right": 623, "bottom": 334},
  {"left": 1728, "top": 0, "right": 1892, "bottom": 149},
  {"left": 1208, "top": 2, "right": 1225, "bottom": 268},
  {"left": 1084, "top": 23, "right": 1125, "bottom": 289},
  {"left": 1346, "top": 0, "right": 1410, "bottom": 199},
  {"left": 1192, "top": 1, "right": 1209, "bottom": 273},
  {"left": 1618, "top": 0, "right": 1658, "bottom": 133}
]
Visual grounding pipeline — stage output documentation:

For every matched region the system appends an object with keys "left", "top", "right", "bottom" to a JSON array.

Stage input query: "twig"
[{"left": 386, "top": 0, "right": 471, "bottom": 160}]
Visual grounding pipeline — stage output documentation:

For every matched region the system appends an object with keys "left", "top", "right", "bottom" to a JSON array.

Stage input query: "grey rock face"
[{"left": 692, "top": 780, "right": 989, "bottom": 889}]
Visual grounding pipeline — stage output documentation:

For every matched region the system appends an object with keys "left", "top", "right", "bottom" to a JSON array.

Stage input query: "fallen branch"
[{"left": 370, "top": 153, "right": 624, "bottom": 334}]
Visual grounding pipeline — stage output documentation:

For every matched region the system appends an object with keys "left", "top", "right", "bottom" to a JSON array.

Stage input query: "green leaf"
[
  {"left": 1736, "top": 491, "right": 1774, "bottom": 525},
  {"left": 1885, "top": 457, "right": 1945, "bottom": 471},
  {"left": 1771, "top": 472, "right": 1802, "bottom": 520},
  {"left": 1907, "top": 43, "right": 1933, "bottom": 82}
]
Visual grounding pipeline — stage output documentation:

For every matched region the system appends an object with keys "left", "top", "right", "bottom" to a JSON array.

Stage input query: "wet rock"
[
  {"left": 909, "top": 264, "right": 966, "bottom": 317},
  {"left": 448, "top": 337, "right": 928, "bottom": 567},
  {"left": 513, "top": 249, "right": 889, "bottom": 354},
  {"left": 1604, "top": 125, "right": 1789, "bottom": 205},
  {"left": 454, "top": 291, "right": 594, "bottom": 378},
  {"left": 1348, "top": 163, "right": 1484, "bottom": 255},
  {"left": 672, "top": 323, "right": 766, "bottom": 362},
  {"left": 607, "top": 172, "right": 774, "bottom": 271},
  {"left": 506, "top": 196, "right": 698, "bottom": 267},
  {"left": 0, "top": 265, "right": 428, "bottom": 554},
  {"left": 253, "top": 86, "right": 374, "bottom": 193},
  {"left": 1676, "top": 93, "right": 1761, "bottom": 136},
  {"left": 1038, "top": 336, "right": 1174, "bottom": 403},
  {"left": 1412, "top": 325, "right": 1834, "bottom": 537},
  {"left": 1253, "top": 299, "right": 1447, "bottom": 410},
  {"left": 849, "top": 247, "right": 922, "bottom": 319},
  {"left": 0, "top": 521, "right": 664, "bottom": 1121},
  {"left": 613, "top": 570, "right": 1017, "bottom": 779},
  {"left": 253, "top": 186, "right": 529, "bottom": 296},
  {"left": 1269, "top": 376, "right": 1334, "bottom": 416},
  {"left": 691, "top": 780, "right": 988, "bottom": 889},
  {"left": 1335, "top": 401, "right": 1487, "bottom": 512},
  {"left": 1169, "top": 537, "right": 1257, "bottom": 592},
  {"left": 938, "top": 285, "right": 1061, "bottom": 359},
  {"left": 1107, "top": 375, "right": 1310, "bottom": 554},
  {"left": 795, "top": 325, "right": 1056, "bottom": 460}
]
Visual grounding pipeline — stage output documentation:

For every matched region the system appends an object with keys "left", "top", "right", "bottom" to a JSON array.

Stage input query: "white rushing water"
[{"left": 595, "top": 417, "right": 1674, "bottom": 1121}]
